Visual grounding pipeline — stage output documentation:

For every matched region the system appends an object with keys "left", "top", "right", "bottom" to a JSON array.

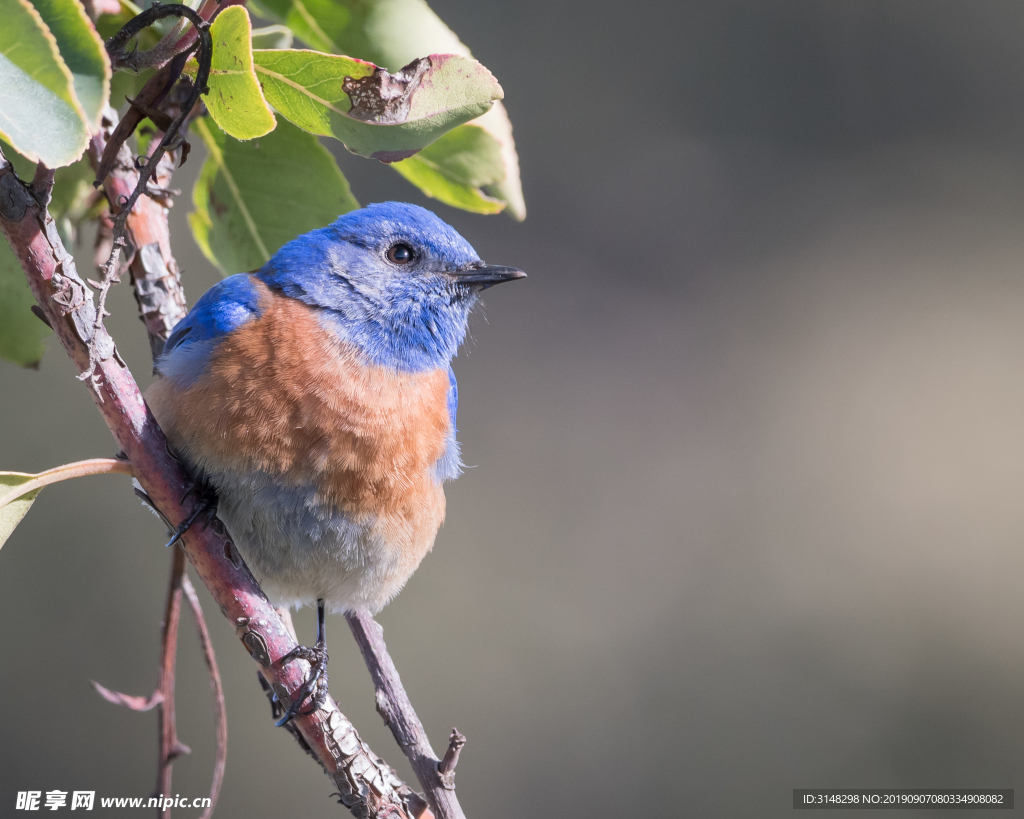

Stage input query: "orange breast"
[{"left": 146, "top": 280, "right": 452, "bottom": 526}]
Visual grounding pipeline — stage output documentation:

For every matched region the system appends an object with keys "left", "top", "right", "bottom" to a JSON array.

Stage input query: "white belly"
[{"left": 214, "top": 468, "right": 429, "bottom": 614}]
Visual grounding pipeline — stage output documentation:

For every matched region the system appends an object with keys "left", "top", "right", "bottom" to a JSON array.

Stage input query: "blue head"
[{"left": 256, "top": 202, "right": 525, "bottom": 372}]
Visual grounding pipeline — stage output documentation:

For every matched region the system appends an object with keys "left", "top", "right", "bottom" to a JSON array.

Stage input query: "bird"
[{"left": 144, "top": 202, "right": 524, "bottom": 724}]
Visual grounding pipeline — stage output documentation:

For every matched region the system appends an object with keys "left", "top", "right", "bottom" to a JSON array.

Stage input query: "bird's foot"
[
  {"left": 274, "top": 643, "right": 329, "bottom": 727},
  {"left": 164, "top": 478, "right": 219, "bottom": 549}
]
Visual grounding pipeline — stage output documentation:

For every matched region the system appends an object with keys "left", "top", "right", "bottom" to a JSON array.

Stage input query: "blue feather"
[
  {"left": 157, "top": 273, "right": 263, "bottom": 385},
  {"left": 256, "top": 203, "right": 482, "bottom": 372}
]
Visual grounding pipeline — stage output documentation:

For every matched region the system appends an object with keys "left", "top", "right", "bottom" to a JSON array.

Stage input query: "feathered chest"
[{"left": 146, "top": 294, "right": 453, "bottom": 518}]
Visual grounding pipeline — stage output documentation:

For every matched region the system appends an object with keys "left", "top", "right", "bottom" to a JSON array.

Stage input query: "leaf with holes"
[
  {"left": 190, "top": 117, "right": 359, "bottom": 275},
  {"left": 204, "top": 6, "right": 276, "bottom": 140},
  {"left": 249, "top": 0, "right": 524, "bottom": 218},
  {"left": 28, "top": 0, "right": 111, "bottom": 131},
  {"left": 0, "top": 0, "right": 90, "bottom": 167},
  {"left": 252, "top": 48, "right": 502, "bottom": 162}
]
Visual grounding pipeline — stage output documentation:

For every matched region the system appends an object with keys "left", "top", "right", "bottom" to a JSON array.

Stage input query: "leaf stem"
[{"left": 0, "top": 458, "right": 133, "bottom": 510}]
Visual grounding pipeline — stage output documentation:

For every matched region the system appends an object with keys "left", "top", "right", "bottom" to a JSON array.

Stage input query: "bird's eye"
[{"left": 387, "top": 243, "right": 415, "bottom": 265}]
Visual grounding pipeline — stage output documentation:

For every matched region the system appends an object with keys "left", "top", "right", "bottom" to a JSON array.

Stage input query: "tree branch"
[
  {"left": 0, "top": 148, "right": 424, "bottom": 819},
  {"left": 438, "top": 730, "right": 466, "bottom": 789},
  {"left": 82, "top": 4, "right": 212, "bottom": 387},
  {"left": 89, "top": 92, "right": 201, "bottom": 819},
  {"left": 89, "top": 104, "right": 189, "bottom": 364},
  {"left": 346, "top": 611, "right": 468, "bottom": 819},
  {"left": 183, "top": 574, "right": 227, "bottom": 819},
  {"left": 157, "top": 547, "right": 190, "bottom": 816}
]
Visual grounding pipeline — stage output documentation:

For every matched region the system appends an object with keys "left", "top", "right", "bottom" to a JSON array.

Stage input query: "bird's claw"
[
  {"left": 274, "top": 643, "right": 329, "bottom": 727},
  {"left": 164, "top": 479, "right": 219, "bottom": 549}
]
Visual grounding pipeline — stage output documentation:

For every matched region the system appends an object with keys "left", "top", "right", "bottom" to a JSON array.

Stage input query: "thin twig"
[
  {"left": 346, "top": 611, "right": 468, "bottom": 819},
  {"left": 90, "top": 80, "right": 195, "bottom": 819},
  {"left": 157, "top": 547, "right": 191, "bottom": 817},
  {"left": 437, "top": 731, "right": 466, "bottom": 788},
  {"left": 274, "top": 608, "right": 435, "bottom": 819},
  {"left": 93, "top": 53, "right": 189, "bottom": 187},
  {"left": 183, "top": 574, "right": 227, "bottom": 819},
  {"left": 112, "top": 0, "right": 237, "bottom": 74},
  {"left": 89, "top": 104, "right": 190, "bottom": 362},
  {"left": 82, "top": 5, "right": 212, "bottom": 390},
  {"left": 0, "top": 148, "right": 421, "bottom": 818}
]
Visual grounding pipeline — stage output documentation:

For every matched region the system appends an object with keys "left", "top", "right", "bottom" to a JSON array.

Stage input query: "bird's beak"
[{"left": 449, "top": 262, "right": 527, "bottom": 290}]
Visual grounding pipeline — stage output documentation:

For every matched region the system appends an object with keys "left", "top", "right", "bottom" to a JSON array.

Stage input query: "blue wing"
[
  {"left": 447, "top": 367, "right": 458, "bottom": 428},
  {"left": 432, "top": 367, "right": 463, "bottom": 482},
  {"left": 157, "top": 273, "right": 263, "bottom": 386}
]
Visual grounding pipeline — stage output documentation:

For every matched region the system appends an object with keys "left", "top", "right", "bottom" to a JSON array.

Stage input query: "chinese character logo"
[{"left": 44, "top": 792, "right": 67, "bottom": 811}]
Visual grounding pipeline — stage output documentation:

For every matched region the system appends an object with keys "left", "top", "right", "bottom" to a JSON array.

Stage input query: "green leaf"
[
  {"left": 205, "top": 6, "right": 277, "bottom": 140},
  {"left": 0, "top": 240, "right": 49, "bottom": 368},
  {"left": 391, "top": 123, "right": 504, "bottom": 214},
  {"left": 249, "top": 0, "right": 352, "bottom": 55},
  {"left": 249, "top": 0, "right": 525, "bottom": 218},
  {"left": 50, "top": 154, "right": 97, "bottom": 245},
  {"left": 252, "top": 0, "right": 464, "bottom": 69},
  {"left": 0, "top": 459, "right": 133, "bottom": 550},
  {"left": 190, "top": 116, "right": 359, "bottom": 275},
  {"left": 251, "top": 24, "right": 294, "bottom": 50},
  {"left": 0, "top": 0, "right": 90, "bottom": 167},
  {"left": 253, "top": 48, "right": 502, "bottom": 162},
  {"left": 28, "top": 0, "right": 111, "bottom": 130},
  {"left": 0, "top": 474, "right": 42, "bottom": 550},
  {"left": 0, "top": 137, "right": 35, "bottom": 178}
]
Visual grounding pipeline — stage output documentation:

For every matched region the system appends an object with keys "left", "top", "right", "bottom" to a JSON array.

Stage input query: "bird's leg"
[{"left": 275, "top": 598, "right": 330, "bottom": 727}]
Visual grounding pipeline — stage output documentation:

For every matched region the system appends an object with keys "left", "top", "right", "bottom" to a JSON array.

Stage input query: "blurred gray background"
[{"left": 5, "top": 0, "right": 1024, "bottom": 816}]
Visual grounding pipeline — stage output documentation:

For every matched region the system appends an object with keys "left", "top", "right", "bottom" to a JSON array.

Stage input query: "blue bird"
[{"left": 145, "top": 202, "right": 524, "bottom": 723}]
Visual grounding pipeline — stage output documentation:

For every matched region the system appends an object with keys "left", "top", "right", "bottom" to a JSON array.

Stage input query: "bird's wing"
[
  {"left": 157, "top": 273, "right": 264, "bottom": 385},
  {"left": 447, "top": 367, "right": 458, "bottom": 428}
]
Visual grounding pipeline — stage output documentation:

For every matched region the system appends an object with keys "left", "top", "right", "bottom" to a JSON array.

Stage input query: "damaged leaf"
[
  {"left": 190, "top": 117, "right": 358, "bottom": 275},
  {"left": 249, "top": 0, "right": 525, "bottom": 218},
  {"left": 204, "top": 6, "right": 277, "bottom": 141},
  {"left": 252, "top": 48, "right": 502, "bottom": 162}
]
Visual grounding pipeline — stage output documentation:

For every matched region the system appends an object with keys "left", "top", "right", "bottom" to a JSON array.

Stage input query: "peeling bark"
[{"left": 89, "top": 106, "right": 189, "bottom": 363}]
